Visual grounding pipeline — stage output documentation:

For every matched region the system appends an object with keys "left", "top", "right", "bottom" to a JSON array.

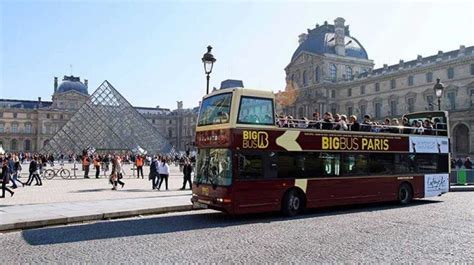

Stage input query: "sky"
[{"left": 0, "top": 0, "right": 473, "bottom": 110}]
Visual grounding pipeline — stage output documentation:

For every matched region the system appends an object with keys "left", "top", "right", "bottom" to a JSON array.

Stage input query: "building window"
[
  {"left": 447, "top": 67, "right": 454, "bottom": 79},
  {"left": 347, "top": 106, "right": 353, "bottom": 116},
  {"left": 0, "top": 123, "right": 4, "bottom": 133},
  {"left": 375, "top": 103, "right": 382, "bottom": 118},
  {"left": 360, "top": 85, "right": 365, "bottom": 95},
  {"left": 329, "top": 64, "right": 337, "bottom": 82},
  {"left": 302, "top": 71, "right": 307, "bottom": 86},
  {"left": 46, "top": 114, "right": 51, "bottom": 119},
  {"left": 347, "top": 88, "right": 352, "bottom": 97},
  {"left": 426, "top": 72, "right": 433, "bottom": 83},
  {"left": 24, "top": 139, "right": 31, "bottom": 151},
  {"left": 390, "top": 79, "right": 396, "bottom": 89},
  {"left": 25, "top": 123, "right": 32, "bottom": 134},
  {"left": 13, "top": 112, "right": 17, "bottom": 118},
  {"left": 60, "top": 114, "right": 64, "bottom": 119},
  {"left": 359, "top": 105, "right": 367, "bottom": 120},
  {"left": 470, "top": 90, "right": 474, "bottom": 106},
  {"left": 426, "top": 95, "right": 434, "bottom": 110},
  {"left": 447, "top": 92, "right": 456, "bottom": 110},
  {"left": 11, "top": 123, "right": 18, "bottom": 133},
  {"left": 152, "top": 119, "right": 156, "bottom": 124},
  {"left": 345, "top": 66, "right": 353, "bottom": 80},
  {"left": 0, "top": 112, "right": 2, "bottom": 118},
  {"left": 11, "top": 139, "right": 18, "bottom": 151},
  {"left": 471, "top": 64, "right": 474, "bottom": 75},
  {"left": 408, "top": 76, "right": 414, "bottom": 86},
  {"left": 407, "top": 98, "right": 415, "bottom": 113},
  {"left": 375, "top": 83, "right": 380, "bottom": 92},
  {"left": 331, "top": 90, "right": 336, "bottom": 98},
  {"left": 315, "top": 67, "right": 320, "bottom": 82},
  {"left": 390, "top": 100, "right": 397, "bottom": 116},
  {"left": 169, "top": 120, "right": 172, "bottom": 124}
]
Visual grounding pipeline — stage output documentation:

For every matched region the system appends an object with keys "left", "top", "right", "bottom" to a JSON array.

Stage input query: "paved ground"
[
  {"left": 1, "top": 163, "right": 190, "bottom": 206},
  {"left": 1, "top": 192, "right": 472, "bottom": 263}
]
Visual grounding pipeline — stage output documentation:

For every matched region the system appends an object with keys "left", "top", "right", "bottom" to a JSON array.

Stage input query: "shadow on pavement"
[{"left": 21, "top": 199, "right": 440, "bottom": 246}]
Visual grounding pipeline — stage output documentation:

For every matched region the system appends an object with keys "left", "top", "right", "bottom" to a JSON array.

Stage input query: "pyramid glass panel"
[{"left": 42, "top": 80, "right": 173, "bottom": 155}]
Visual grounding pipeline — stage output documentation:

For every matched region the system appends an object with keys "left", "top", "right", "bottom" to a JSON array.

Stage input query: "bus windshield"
[
  {"left": 198, "top": 93, "right": 232, "bottom": 126},
  {"left": 194, "top": 148, "right": 232, "bottom": 186}
]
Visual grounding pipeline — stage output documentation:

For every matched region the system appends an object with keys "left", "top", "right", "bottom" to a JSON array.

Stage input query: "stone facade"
[
  {"left": 0, "top": 76, "right": 198, "bottom": 153},
  {"left": 280, "top": 17, "right": 474, "bottom": 158}
]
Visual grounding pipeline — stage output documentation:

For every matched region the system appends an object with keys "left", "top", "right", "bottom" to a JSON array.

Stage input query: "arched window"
[
  {"left": 24, "top": 123, "right": 32, "bottom": 134},
  {"left": 315, "top": 66, "right": 320, "bottom": 82},
  {"left": 329, "top": 64, "right": 337, "bottom": 82},
  {"left": 345, "top": 66, "right": 353, "bottom": 80},
  {"left": 302, "top": 71, "right": 307, "bottom": 86},
  {"left": 11, "top": 139, "right": 18, "bottom": 151},
  {"left": 24, "top": 139, "right": 31, "bottom": 151}
]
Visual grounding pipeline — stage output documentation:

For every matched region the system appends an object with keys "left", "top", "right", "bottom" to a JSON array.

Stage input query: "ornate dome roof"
[
  {"left": 291, "top": 20, "right": 368, "bottom": 61},
  {"left": 57, "top": 75, "right": 88, "bottom": 95}
]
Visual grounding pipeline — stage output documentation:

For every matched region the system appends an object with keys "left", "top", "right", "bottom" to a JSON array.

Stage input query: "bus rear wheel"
[
  {"left": 282, "top": 189, "right": 304, "bottom": 217},
  {"left": 398, "top": 183, "right": 413, "bottom": 205}
]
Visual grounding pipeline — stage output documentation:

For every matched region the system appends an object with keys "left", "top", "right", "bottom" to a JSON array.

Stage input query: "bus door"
[{"left": 233, "top": 151, "right": 282, "bottom": 213}]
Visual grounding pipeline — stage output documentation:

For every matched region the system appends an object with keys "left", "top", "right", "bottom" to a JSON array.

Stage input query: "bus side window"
[
  {"left": 238, "top": 152, "right": 263, "bottom": 179},
  {"left": 320, "top": 153, "right": 340, "bottom": 177}
]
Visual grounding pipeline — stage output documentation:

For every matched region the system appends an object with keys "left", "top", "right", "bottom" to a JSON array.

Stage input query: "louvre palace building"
[
  {"left": 0, "top": 75, "right": 198, "bottom": 153},
  {"left": 279, "top": 17, "right": 474, "bottom": 158}
]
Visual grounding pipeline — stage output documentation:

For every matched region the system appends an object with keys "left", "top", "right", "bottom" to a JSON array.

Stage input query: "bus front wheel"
[
  {"left": 282, "top": 189, "right": 304, "bottom": 217},
  {"left": 398, "top": 183, "right": 413, "bottom": 205}
]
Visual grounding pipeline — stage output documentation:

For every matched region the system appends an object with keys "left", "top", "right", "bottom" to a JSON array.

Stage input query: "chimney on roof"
[
  {"left": 417, "top": 55, "right": 422, "bottom": 65},
  {"left": 84, "top": 79, "right": 88, "bottom": 88},
  {"left": 54, "top": 77, "right": 58, "bottom": 93},
  {"left": 437, "top": 50, "right": 443, "bottom": 62},
  {"left": 177, "top": 101, "right": 183, "bottom": 110},
  {"left": 334, "top": 17, "right": 346, "bottom": 56},
  {"left": 399, "top": 60, "right": 404, "bottom": 69},
  {"left": 38, "top": 97, "right": 42, "bottom": 109},
  {"left": 459, "top": 45, "right": 466, "bottom": 56}
]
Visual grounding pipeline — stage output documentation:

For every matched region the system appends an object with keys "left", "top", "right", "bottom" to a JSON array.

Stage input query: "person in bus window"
[
  {"left": 333, "top": 114, "right": 348, "bottom": 131},
  {"left": 414, "top": 120, "right": 424, "bottom": 134},
  {"left": 389, "top": 118, "right": 401, "bottom": 134},
  {"left": 321, "top": 112, "right": 334, "bottom": 130},
  {"left": 360, "top": 114, "right": 372, "bottom": 132},
  {"left": 423, "top": 120, "right": 434, "bottom": 135},
  {"left": 348, "top": 115, "right": 360, "bottom": 131},
  {"left": 311, "top": 112, "right": 322, "bottom": 129},
  {"left": 464, "top": 157, "right": 472, "bottom": 169}
]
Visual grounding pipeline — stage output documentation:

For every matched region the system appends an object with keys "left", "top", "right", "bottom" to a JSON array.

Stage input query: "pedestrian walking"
[
  {"left": 82, "top": 154, "right": 91, "bottom": 179},
  {"left": 135, "top": 155, "right": 144, "bottom": 179},
  {"left": 149, "top": 156, "right": 160, "bottom": 189},
  {"left": 110, "top": 155, "right": 125, "bottom": 190},
  {"left": 10, "top": 155, "right": 25, "bottom": 189},
  {"left": 157, "top": 158, "right": 170, "bottom": 191},
  {"left": 26, "top": 156, "right": 42, "bottom": 186},
  {"left": 93, "top": 155, "right": 101, "bottom": 179},
  {"left": 180, "top": 158, "right": 193, "bottom": 190},
  {"left": 1, "top": 158, "right": 14, "bottom": 198},
  {"left": 464, "top": 157, "right": 472, "bottom": 169}
]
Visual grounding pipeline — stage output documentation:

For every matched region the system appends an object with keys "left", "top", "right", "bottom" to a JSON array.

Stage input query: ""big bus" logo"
[{"left": 242, "top": 131, "right": 269, "bottom": 149}]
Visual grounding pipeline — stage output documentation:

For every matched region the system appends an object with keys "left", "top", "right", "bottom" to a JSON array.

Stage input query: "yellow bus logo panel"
[{"left": 242, "top": 130, "right": 269, "bottom": 149}]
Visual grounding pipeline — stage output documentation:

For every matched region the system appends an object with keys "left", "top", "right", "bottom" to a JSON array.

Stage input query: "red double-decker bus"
[{"left": 191, "top": 88, "right": 450, "bottom": 216}]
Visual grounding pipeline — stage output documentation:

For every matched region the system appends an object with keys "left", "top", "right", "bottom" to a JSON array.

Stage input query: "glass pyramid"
[{"left": 42, "top": 80, "right": 174, "bottom": 155}]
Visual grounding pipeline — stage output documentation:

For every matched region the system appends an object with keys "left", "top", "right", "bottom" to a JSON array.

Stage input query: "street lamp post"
[
  {"left": 202, "top": 45, "right": 216, "bottom": 95},
  {"left": 433, "top": 78, "right": 445, "bottom": 111}
]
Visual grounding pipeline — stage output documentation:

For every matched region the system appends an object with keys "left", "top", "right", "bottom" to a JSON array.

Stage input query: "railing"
[
  {"left": 449, "top": 169, "right": 474, "bottom": 185},
  {"left": 276, "top": 118, "right": 448, "bottom": 135}
]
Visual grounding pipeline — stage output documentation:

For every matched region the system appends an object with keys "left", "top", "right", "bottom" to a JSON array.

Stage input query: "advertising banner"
[
  {"left": 409, "top": 136, "right": 449, "bottom": 153},
  {"left": 424, "top": 174, "right": 449, "bottom": 197}
]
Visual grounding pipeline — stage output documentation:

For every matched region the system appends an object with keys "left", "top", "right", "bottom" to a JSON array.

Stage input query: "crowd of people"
[
  {"left": 277, "top": 111, "right": 446, "bottom": 135},
  {"left": 452, "top": 157, "right": 473, "bottom": 169},
  {"left": 0, "top": 151, "right": 196, "bottom": 198}
]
